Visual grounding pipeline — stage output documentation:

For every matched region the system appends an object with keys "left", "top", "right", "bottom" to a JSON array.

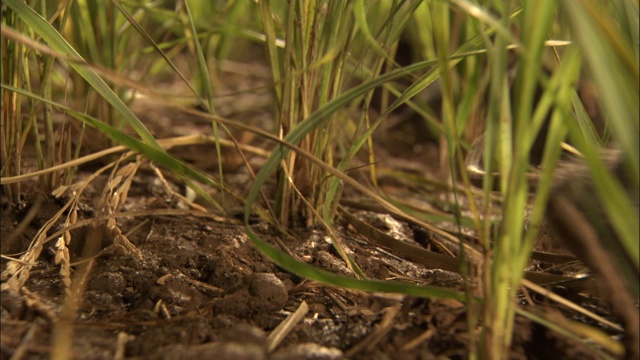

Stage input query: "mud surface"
[{"left": 2, "top": 190, "right": 615, "bottom": 360}]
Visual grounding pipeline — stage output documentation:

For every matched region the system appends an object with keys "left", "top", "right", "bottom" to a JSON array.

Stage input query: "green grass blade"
[
  {"left": 561, "top": 0, "right": 639, "bottom": 273},
  {"left": 4, "top": 0, "right": 160, "bottom": 149},
  {"left": 110, "top": 0, "right": 204, "bottom": 106},
  {"left": 245, "top": 224, "right": 466, "bottom": 301}
]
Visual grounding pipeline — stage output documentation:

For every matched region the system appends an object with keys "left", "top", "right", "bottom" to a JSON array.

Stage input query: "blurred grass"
[{"left": 1, "top": 0, "right": 638, "bottom": 358}]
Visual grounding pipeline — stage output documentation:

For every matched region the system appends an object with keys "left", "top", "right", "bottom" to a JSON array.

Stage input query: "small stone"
[{"left": 248, "top": 273, "right": 288, "bottom": 312}]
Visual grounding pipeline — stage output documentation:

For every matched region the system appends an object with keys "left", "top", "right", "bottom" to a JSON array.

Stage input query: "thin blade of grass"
[
  {"left": 181, "top": 0, "right": 226, "bottom": 209},
  {"left": 4, "top": 0, "right": 159, "bottom": 149}
]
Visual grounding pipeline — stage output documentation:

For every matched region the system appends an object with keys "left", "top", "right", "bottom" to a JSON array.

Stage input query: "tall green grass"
[{"left": 2, "top": 0, "right": 637, "bottom": 358}]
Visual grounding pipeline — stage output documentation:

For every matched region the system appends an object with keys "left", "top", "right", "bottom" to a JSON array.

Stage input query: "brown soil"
[{"left": 0, "top": 65, "right": 628, "bottom": 360}]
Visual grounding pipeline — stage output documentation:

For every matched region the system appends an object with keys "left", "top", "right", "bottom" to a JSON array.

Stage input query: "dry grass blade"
[
  {"left": 517, "top": 307, "right": 624, "bottom": 359},
  {"left": 52, "top": 223, "right": 104, "bottom": 360},
  {"left": 10, "top": 322, "right": 38, "bottom": 360},
  {"left": 521, "top": 279, "right": 623, "bottom": 332},
  {"left": 339, "top": 206, "right": 600, "bottom": 292},
  {"left": 114, "top": 332, "right": 133, "bottom": 360},
  {"left": 20, "top": 287, "right": 58, "bottom": 323},
  {"left": 0, "top": 134, "right": 269, "bottom": 185},
  {"left": 340, "top": 207, "right": 461, "bottom": 271},
  {"left": 267, "top": 300, "right": 309, "bottom": 353},
  {"left": 2, "top": 197, "right": 75, "bottom": 291},
  {"left": 345, "top": 302, "right": 402, "bottom": 357},
  {"left": 1, "top": 154, "right": 140, "bottom": 290}
]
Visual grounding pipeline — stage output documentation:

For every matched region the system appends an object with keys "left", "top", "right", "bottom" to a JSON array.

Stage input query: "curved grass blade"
[{"left": 245, "top": 223, "right": 466, "bottom": 301}]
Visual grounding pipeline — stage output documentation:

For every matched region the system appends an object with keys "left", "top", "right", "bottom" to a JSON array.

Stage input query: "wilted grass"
[{"left": 1, "top": 0, "right": 638, "bottom": 359}]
